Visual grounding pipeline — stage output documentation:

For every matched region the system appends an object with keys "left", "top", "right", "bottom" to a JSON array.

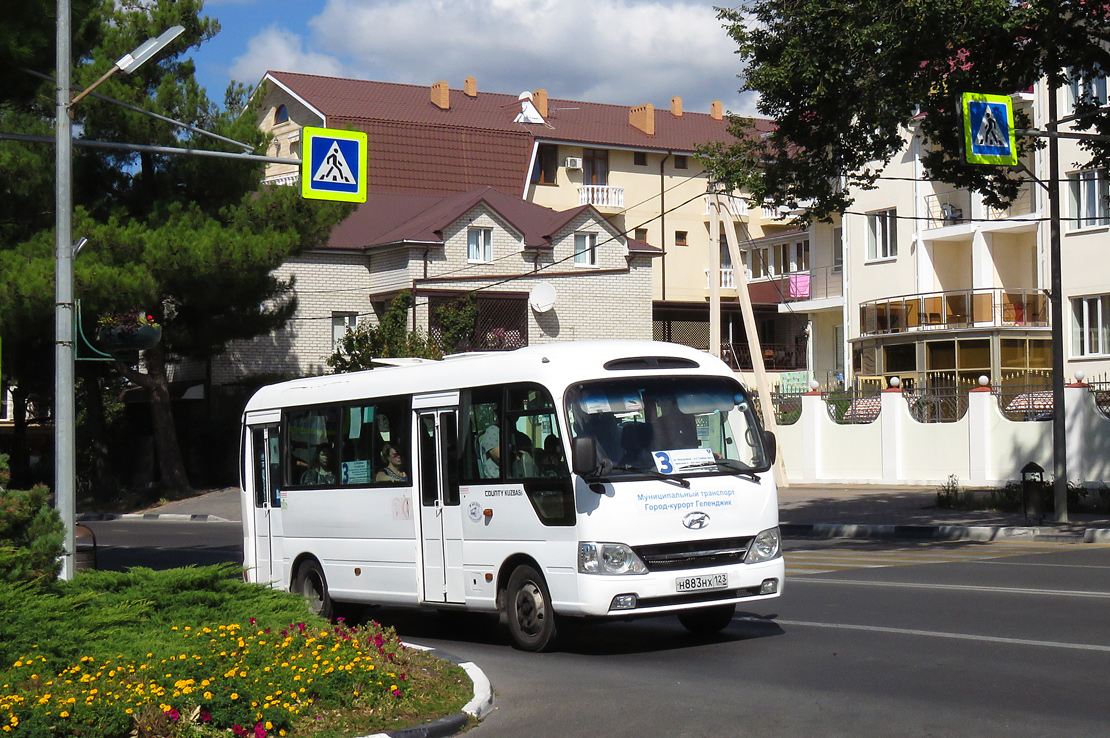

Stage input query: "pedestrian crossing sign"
[
  {"left": 962, "top": 92, "right": 1017, "bottom": 166},
  {"left": 301, "top": 127, "right": 368, "bottom": 202}
]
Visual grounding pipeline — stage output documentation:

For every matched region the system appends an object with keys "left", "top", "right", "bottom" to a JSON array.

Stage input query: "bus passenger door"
[
  {"left": 250, "top": 424, "right": 284, "bottom": 588},
  {"left": 417, "top": 409, "right": 464, "bottom": 604}
]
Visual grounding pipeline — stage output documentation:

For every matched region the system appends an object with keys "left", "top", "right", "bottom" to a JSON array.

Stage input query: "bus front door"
[
  {"left": 417, "top": 409, "right": 464, "bottom": 604},
  {"left": 250, "top": 424, "right": 285, "bottom": 588}
]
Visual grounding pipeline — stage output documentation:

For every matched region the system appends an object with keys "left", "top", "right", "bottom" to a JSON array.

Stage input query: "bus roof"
[{"left": 242, "top": 340, "right": 737, "bottom": 413}]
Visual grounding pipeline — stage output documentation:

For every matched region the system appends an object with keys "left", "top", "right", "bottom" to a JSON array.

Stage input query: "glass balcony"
[{"left": 859, "top": 288, "right": 1048, "bottom": 336}]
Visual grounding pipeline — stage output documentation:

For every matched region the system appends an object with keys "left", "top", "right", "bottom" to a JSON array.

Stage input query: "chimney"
[
  {"left": 464, "top": 76, "right": 477, "bottom": 98},
  {"left": 710, "top": 100, "right": 723, "bottom": 121},
  {"left": 670, "top": 96, "right": 683, "bottom": 117},
  {"left": 532, "top": 89, "right": 548, "bottom": 118},
  {"left": 431, "top": 80, "right": 450, "bottom": 110},
  {"left": 630, "top": 103, "right": 655, "bottom": 136}
]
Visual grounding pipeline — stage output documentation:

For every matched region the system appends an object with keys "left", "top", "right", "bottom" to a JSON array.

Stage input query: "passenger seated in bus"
[
  {"left": 654, "top": 398, "right": 698, "bottom": 449},
  {"left": 478, "top": 424, "right": 501, "bottom": 478},
  {"left": 301, "top": 443, "right": 336, "bottom": 486},
  {"left": 538, "top": 434, "right": 565, "bottom": 477},
  {"left": 375, "top": 443, "right": 408, "bottom": 483},
  {"left": 510, "top": 431, "right": 537, "bottom": 478}
]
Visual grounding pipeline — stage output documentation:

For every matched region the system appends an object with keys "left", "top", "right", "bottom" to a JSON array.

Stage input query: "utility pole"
[
  {"left": 711, "top": 192, "right": 788, "bottom": 487},
  {"left": 1047, "top": 79, "right": 1068, "bottom": 523}
]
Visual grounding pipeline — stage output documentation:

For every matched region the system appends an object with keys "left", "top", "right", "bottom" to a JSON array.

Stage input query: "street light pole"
[
  {"left": 55, "top": 0, "right": 76, "bottom": 580},
  {"left": 53, "top": 4, "right": 185, "bottom": 579}
]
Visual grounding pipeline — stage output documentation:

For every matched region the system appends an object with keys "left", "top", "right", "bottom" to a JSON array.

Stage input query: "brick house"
[
  {"left": 253, "top": 72, "right": 837, "bottom": 383},
  {"left": 206, "top": 187, "right": 658, "bottom": 382}
]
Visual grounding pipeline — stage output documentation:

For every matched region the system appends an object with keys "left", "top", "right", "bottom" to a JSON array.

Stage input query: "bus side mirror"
[
  {"left": 573, "top": 435, "right": 615, "bottom": 476},
  {"left": 762, "top": 430, "right": 777, "bottom": 466}
]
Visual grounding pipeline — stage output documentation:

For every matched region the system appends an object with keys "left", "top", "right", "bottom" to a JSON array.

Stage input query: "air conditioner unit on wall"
[{"left": 564, "top": 157, "right": 583, "bottom": 170}]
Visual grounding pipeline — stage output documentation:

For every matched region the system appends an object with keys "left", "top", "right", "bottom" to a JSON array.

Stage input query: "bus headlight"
[
  {"left": 745, "top": 527, "right": 781, "bottom": 563},
  {"left": 578, "top": 542, "right": 648, "bottom": 575}
]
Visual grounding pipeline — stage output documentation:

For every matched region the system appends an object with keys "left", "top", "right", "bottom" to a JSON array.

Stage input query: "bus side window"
[
  {"left": 461, "top": 387, "right": 502, "bottom": 482},
  {"left": 286, "top": 406, "right": 339, "bottom": 487}
]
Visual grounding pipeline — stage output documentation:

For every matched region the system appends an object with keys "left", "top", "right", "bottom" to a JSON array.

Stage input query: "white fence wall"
[{"left": 778, "top": 384, "right": 1110, "bottom": 486}]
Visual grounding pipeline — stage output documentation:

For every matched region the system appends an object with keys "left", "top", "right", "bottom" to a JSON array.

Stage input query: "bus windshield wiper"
[
  {"left": 684, "top": 459, "right": 761, "bottom": 483},
  {"left": 612, "top": 464, "right": 691, "bottom": 488}
]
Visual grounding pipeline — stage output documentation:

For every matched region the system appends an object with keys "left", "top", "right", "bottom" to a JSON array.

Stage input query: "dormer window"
[{"left": 275, "top": 104, "right": 289, "bottom": 124}]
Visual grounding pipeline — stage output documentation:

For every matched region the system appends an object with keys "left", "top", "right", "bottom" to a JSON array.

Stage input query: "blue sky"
[{"left": 193, "top": 0, "right": 758, "bottom": 116}]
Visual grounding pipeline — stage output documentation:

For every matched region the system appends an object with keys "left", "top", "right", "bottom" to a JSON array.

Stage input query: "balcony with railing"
[
  {"left": 706, "top": 264, "right": 843, "bottom": 304},
  {"left": 859, "top": 287, "right": 1048, "bottom": 336},
  {"left": 578, "top": 185, "right": 624, "bottom": 209},
  {"left": 703, "top": 194, "right": 749, "bottom": 220},
  {"left": 721, "top": 340, "right": 808, "bottom": 372}
]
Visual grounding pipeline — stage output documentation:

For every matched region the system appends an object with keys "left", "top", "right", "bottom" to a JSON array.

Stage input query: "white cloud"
[
  {"left": 228, "top": 0, "right": 759, "bottom": 117},
  {"left": 228, "top": 26, "right": 345, "bottom": 85}
]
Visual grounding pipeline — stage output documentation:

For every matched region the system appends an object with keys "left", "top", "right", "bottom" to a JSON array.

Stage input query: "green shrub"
[
  {"left": 935, "top": 474, "right": 964, "bottom": 509},
  {"left": 0, "top": 453, "right": 10, "bottom": 489},
  {"left": 0, "top": 485, "right": 64, "bottom": 584}
]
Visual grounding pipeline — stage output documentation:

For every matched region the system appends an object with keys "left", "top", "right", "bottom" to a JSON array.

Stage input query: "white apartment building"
[{"left": 840, "top": 77, "right": 1110, "bottom": 393}]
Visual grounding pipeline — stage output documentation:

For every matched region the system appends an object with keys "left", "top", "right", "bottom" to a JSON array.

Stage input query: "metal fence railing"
[
  {"left": 823, "top": 388, "right": 882, "bottom": 424},
  {"left": 903, "top": 385, "right": 969, "bottom": 423}
]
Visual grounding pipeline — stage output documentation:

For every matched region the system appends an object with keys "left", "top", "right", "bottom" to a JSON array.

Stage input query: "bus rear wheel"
[
  {"left": 295, "top": 560, "right": 334, "bottom": 620},
  {"left": 505, "top": 565, "right": 558, "bottom": 652},
  {"left": 677, "top": 603, "right": 736, "bottom": 636}
]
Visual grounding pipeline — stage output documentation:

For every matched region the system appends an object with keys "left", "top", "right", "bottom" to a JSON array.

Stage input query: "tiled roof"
[
  {"left": 266, "top": 71, "right": 769, "bottom": 154},
  {"left": 348, "top": 119, "right": 532, "bottom": 196},
  {"left": 327, "top": 186, "right": 660, "bottom": 253}
]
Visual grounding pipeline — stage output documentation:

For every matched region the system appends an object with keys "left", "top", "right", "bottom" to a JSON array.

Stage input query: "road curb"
[
  {"left": 362, "top": 642, "right": 493, "bottom": 738},
  {"left": 77, "top": 512, "right": 233, "bottom": 523},
  {"left": 782, "top": 522, "right": 1110, "bottom": 543}
]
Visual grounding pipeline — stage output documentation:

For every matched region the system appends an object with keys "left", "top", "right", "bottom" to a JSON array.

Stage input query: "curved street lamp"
[{"left": 55, "top": 4, "right": 183, "bottom": 580}]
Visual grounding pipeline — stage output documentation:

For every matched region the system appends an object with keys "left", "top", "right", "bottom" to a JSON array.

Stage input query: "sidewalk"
[
  {"left": 778, "top": 483, "right": 1110, "bottom": 543},
  {"left": 82, "top": 484, "right": 1110, "bottom": 543}
]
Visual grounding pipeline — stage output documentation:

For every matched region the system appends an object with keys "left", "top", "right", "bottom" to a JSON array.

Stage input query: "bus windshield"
[{"left": 565, "top": 376, "right": 770, "bottom": 479}]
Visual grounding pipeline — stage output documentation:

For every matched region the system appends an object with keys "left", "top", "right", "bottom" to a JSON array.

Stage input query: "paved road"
[
  {"left": 374, "top": 541, "right": 1110, "bottom": 738},
  {"left": 82, "top": 516, "right": 1110, "bottom": 736}
]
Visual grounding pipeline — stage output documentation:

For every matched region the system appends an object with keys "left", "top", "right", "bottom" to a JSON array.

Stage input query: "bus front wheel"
[
  {"left": 677, "top": 603, "right": 736, "bottom": 636},
  {"left": 505, "top": 565, "right": 557, "bottom": 652},
  {"left": 295, "top": 560, "right": 334, "bottom": 620}
]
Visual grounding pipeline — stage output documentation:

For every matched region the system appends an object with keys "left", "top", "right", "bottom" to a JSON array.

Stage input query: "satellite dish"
[
  {"left": 529, "top": 282, "right": 557, "bottom": 313},
  {"left": 514, "top": 91, "right": 545, "bottom": 124}
]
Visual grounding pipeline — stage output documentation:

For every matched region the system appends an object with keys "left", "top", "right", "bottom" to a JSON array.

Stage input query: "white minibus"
[{"left": 240, "top": 340, "right": 783, "bottom": 651}]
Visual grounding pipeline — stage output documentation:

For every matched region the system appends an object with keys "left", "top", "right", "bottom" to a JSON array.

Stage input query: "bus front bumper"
[{"left": 563, "top": 557, "right": 785, "bottom": 618}]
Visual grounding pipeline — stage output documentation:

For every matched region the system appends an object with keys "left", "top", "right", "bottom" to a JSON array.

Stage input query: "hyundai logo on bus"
[{"left": 682, "top": 511, "right": 710, "bottom": 530}]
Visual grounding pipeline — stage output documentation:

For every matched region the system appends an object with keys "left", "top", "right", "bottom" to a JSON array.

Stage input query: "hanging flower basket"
[
  {"left": 95, "top": 309, "right": 162, "bottom": 352},
  {"left": 96, "top": 324, "right": 162, "bottom": 352}
]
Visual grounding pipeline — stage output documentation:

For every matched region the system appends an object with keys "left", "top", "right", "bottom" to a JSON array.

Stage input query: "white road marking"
[
  {"left": 788, "top": 577, "right": 1110, "bottom": 598},
  {"left": 738, "top": 616, "right": 1110, "bottom": 653}
]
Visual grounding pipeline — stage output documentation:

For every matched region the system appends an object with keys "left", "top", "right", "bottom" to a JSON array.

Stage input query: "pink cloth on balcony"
[{"left": 788, "top": 273, "right": 811, "bottom": 298}]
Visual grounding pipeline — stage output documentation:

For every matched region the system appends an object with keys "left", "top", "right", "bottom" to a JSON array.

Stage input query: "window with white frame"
[
  {"left": 833, "top": 227, "right": 844, "bottom": 273},
  {"left": 1072, "top": 294, "right": 1110, "bottom": 357},
  {"left": 573, "top": 232, "right": 598, "bottom": 266},
  {"left": 1068, "top": 169, "right": 1110, "bottom": 229},
  {"left": 332, "top": 312, "right": 359, "bottom": 347},
  {"left": 866, "top": 208, "right": 898, "bottom": 260},
  {"left": 468, "top": 227, "right": 492, "bottom": 262}
]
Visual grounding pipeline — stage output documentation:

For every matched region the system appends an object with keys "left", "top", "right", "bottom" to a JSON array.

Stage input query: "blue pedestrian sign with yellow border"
[
  {"left": 301, "top": 127, "right": 368, "bottom": 203},
  {"left": 962, "top": 92, "right": 1017, "bottom": 166}
]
